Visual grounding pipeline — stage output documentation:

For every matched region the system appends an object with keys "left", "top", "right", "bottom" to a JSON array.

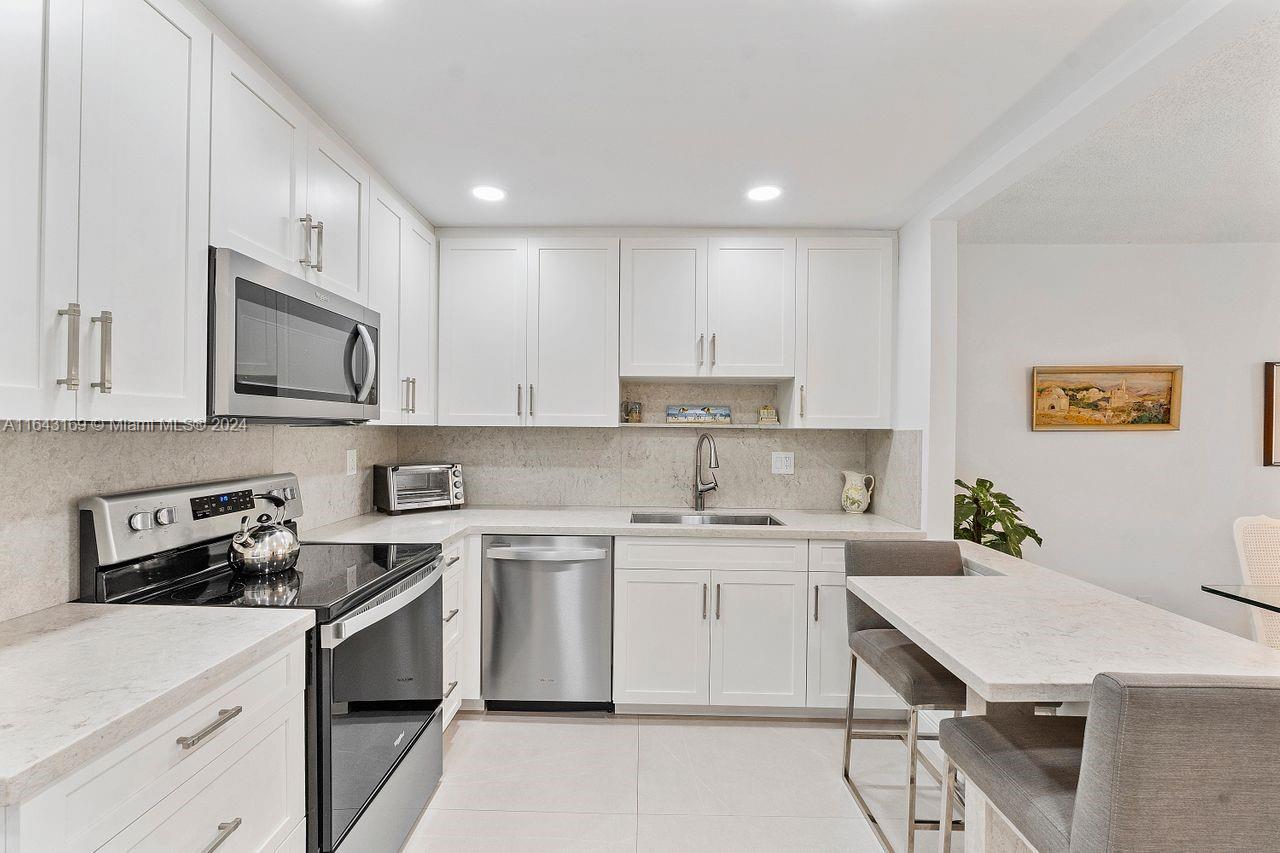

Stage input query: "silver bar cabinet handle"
[
  {"left": 91, "top": 311, "right": 112, "bottom": 393},
  {"left": 444, "top": 608, "right": 460, "bottom": 623},
  {"left": 402, "top": 378, "right": 411, "bottom": 413},
  {"left": 445, "top": 554, "right": 461, "bottom": 567},
  {"left": 410, "top": 377, "right": 418, "bottom": 414},
  {"left": 715, "top": 583, "right": 721, "bottom": 620},
  {"left": 710, "top": 332, "right": 716, "bottom": 367},
  {"left": 697, "top": 333, "right": 704, "bottom": 367},
  {"left": 813, "top": 585, "right": 819, "bottom": 621},
  {"left": 800, "top": 384, "right": 806, "bottom": 418},
  {"left": 444, "top": 681, "right": 459, "bottom": 699},
  {"left": 315, "top": 220, "right": 325, "bottom": 273},
  {"left": 299, "top": 214, "right": 313, "bottom": 267},
  {"left": 176, "top": 705, "right": 242, "bottom": 750},
  {"left": 702, "top": 583, "right": 708, "bottom": 620},
  {"left": 516, "top": 383, "right": 523, "bottom": 417},
  {"left": 57, "top": 303, "right": 81, "bottom": 390},
  {"left": 529, "top": 384, "right": 535, "bottom": 418},
  {"left": 203, "top": 817, "right": 242, "bottom": 853}
]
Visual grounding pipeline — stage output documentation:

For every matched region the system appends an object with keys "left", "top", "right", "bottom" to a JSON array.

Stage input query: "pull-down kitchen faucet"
[{"left": 693, "top": 432, "right": 719, "bottom": 511}]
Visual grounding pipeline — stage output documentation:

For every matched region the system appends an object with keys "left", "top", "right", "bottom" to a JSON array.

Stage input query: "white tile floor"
[{"left": 403, "top": 712, "right": 957, "bottom": 852}]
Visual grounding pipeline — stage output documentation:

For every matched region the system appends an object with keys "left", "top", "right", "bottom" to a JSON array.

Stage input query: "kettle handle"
[{"left": 252, "top": 493, "right": 287, "bottom": 524}]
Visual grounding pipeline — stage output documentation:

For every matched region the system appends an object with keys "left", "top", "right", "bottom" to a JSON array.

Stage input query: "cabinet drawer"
[
  {"left": 443, "top": 642, "right": 462, "bottom": 727},
  {"left": 66, "top": 640, "right": 304, "bottom": 849},
  {"left": 809, "top": 541, "right": 848, "bottom": 573},
  {"left": 99, "top": 697, "right": 305, "bottom": 852},
  {"left": 443, "top": 570, "right": 463, "bottom": 649},
  {"left": 615, "top": 537, "right": 807, "bottom": 572}
]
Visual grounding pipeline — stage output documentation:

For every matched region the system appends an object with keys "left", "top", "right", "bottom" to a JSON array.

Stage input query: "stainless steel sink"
[{"left": 629, "top": 512, "right": 785, "bottom": 527}]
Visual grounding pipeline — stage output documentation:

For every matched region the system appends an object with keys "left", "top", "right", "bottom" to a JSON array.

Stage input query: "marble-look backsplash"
[
  {"left": 0, "top": 424, "right": 398, "bottom": 622},
  {"left": 399, "top": 426, "right": 922, "bottom": 525}
]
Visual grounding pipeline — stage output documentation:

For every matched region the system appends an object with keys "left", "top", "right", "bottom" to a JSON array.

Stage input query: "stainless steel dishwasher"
[{"left": 481, "top": 534, "right": 613, "bottom": 710}]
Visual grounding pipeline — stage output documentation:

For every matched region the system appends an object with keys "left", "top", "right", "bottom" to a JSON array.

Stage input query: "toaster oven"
[{"left": 374, "top": 464, "right": 465, "bottom": 514}]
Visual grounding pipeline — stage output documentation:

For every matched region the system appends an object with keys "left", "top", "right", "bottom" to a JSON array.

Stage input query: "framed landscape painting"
[{"left": 1031, "top": 365, "right": 1182, "bottom": 431}]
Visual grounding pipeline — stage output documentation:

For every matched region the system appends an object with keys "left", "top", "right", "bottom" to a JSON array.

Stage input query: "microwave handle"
[{"left": 353, "top": 323, "right": 377, "bottom": 403}]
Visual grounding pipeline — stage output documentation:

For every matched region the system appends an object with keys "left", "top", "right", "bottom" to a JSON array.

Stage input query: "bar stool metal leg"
[
  {"left": 906, "top": 707, "right": 920, "bottom": 853},
  {"left": 842, "top": 655, "right": 895, "bottom": 852},
  {"left": 940, "top": 758, "right": 959, "bottom": 853}
]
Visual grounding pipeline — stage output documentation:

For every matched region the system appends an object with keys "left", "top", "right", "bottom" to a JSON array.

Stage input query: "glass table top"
[{"left": 1201, "top": 584, "right": 1280, "bottom": 614}]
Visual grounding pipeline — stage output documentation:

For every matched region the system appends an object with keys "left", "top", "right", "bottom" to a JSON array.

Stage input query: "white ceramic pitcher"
[{"left": 841, "top": 471, "right": 875, "bottom": 514}]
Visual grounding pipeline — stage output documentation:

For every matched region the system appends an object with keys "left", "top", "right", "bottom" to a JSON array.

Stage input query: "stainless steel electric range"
[{"left": 79, "top": 473, "right": 443, "bottom": 853}]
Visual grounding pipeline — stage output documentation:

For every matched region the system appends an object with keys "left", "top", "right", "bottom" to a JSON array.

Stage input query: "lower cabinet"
[
  {"left": 441, "top": 541, "right": 465, "bottom": 728},
  {"left": 710, "top": 571, "right": 808, "bottom": 708},
  {"left": 613, "top": 569, "right": 712, "bottom": 705}
]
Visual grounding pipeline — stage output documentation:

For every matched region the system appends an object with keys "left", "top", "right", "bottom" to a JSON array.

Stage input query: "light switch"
[
  {"left": 771, "top": 451, "right": 795, "bottom": 475},
  {"left": 346, "top": 448, "right": 358, "bottom": 476}
]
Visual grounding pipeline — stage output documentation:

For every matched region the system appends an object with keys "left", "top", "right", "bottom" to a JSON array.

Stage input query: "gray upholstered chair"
[
  {"left": 939, "top": 672, "right": 1280, "bottom": 853},
  {"left": 843, "top": 540, "right": 969, "bottom": 853}
]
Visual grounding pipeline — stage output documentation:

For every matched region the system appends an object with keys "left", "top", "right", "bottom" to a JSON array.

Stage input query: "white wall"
[{"left": 957, "top": 242, "right": 1280, "bottom": 635}]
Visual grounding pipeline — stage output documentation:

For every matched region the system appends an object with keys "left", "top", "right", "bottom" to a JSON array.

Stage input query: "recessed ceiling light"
[
  {"left": 747, "top": 185, "right": 782, "bottom": 202},
  {"left": 472, "top": 185, "right": 506, "bottom": 202}
]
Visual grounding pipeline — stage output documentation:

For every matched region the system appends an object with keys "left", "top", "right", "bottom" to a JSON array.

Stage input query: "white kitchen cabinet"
[
  {"left": 305, "top": 130, "right": 370, "bottom": 303},
  {"left": 710, "top": 570, "right": 808, "bottom": 707},
  {"left": 793, "top": 237, "right": 894, "bottom": 428},
  {"left": 41, "top": 0, "right": 210, "bottom": 422},
  {"left": 209, "top": 39, "right": 309, "bottom": 279},
  {"left": 438, "top": 238, "right": 528, "bottom": 426},
  {"left": 0, "top": 0, "right": 76, "bottom": 420},
  {"left": 706, "top": 237, "right": 795, "bottom": 377},
  {"left": 526, "top": 238, "right": 619, "bottom": 426},
  {"left": 613, "top": 569, "right": 712, "bottom": 706},
  {"left": 368, "top": 187, "right": 405, "bottom": 423},
  {"left": 400, "top": 217, "right": 437, "bottom": 424},
  {"left": 619, "top": 237, "right": 707, "bottom": 377}
]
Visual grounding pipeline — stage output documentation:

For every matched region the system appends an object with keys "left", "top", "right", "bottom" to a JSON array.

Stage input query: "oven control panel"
[{"left": 190, "top": 488, "right": 256, "bottom": 520}]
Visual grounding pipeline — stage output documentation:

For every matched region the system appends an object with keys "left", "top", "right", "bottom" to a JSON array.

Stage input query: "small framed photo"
[
  {"left": 1031, "top": 365, "right": 1182, "bottom": 431},
  {"left": 1266, "top": 363, "right": 1280, "bottom": 465}
]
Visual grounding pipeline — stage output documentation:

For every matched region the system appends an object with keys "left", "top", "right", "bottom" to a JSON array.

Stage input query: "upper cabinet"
[
  {"left": 400, "top": 219, "right": 437, "bottom": 425},
  {"left": 792, "top": 237, "right": 894, "bottom": 428},
  {"left": 527, "top": 238, "right": 619, "bottom": 426},
  {"left": 707, "top": 237, "right": 796, "bottom": 378},
  {"left": 620, "top": 238, "right": 707, "bottom": 377},
  {"left": 620, "top": 236, "right": 796, "bottom": 379},
  {"left": 210, "top": 40, "right": 370, "bottom": 305},
  {"left": 438, "top": 237, "right": 619, "bottom": 427}
]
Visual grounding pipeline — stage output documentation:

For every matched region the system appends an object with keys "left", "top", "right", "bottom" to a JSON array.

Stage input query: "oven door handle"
[
  {"left": 320, "top": 561, "right": 442, "bottom": 649},
  {"left": 353, "top": 322, "right": 377, "bottom": 403}
]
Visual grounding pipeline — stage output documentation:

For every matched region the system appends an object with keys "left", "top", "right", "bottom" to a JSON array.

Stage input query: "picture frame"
[
  {"left": 1266, "top": 363, "right": 1280, "bottom": 466},
  {"left": 1030, "top": 365, "right": 1182, "bottom": 431}
]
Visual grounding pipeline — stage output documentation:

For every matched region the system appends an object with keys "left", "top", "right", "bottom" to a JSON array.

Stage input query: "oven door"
[
  {"left": 316, "top": 560, "right": 444, "bottom": 852},
  {"left": 210, "top": 247, "right": 380, "bottom": 422}
]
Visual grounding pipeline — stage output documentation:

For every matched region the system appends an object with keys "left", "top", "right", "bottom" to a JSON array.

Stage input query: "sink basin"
[{"left": 629, "top": 512, "right": 785, "bottom": 527}]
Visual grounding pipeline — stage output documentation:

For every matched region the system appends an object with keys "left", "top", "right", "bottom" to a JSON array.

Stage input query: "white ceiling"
[
  {"left": 961, "top": 15, "right": 1280, "bottom": 244},
  {"left": 201, "top": 0, "right": 1155, "bottom": 228}
]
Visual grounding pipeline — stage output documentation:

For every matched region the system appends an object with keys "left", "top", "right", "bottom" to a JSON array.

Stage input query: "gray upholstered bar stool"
[
  {"left": 938, "top": 672, "right": 1280, "bottom": 853},
  {"left": 843, "top": 540, "right": 969, "bottom": 853}
]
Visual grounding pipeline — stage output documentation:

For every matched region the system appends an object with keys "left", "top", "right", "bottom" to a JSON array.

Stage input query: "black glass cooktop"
[{"left": 104, "top": 540, "right": 441, "bottom": 621}]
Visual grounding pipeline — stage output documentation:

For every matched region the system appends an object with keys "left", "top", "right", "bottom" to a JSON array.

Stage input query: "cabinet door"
[
  {"left": 1, "top": 0, "right": 76, "bottom": 419},
  {"left": 795, "top": 237, "right": 894, "bottom": 428},
  {"left": 807, "top": 570, "right": 903, "bottom": 711},
  {"left": 526, "top": 238, "right": 619, "bottom": 426},
  {"left": 69, "top": 0, "right": 210, "bottom": 421},
  {"left": 619, "top": 237, "right": 707, "bottom": 377},
  {"left": 707, "top": 237, "right": 795, "bottom": 377},
  {"left": 305, "top": 129, "right": 369, "bottom": 303},
  {"left": 613, "top": 569, "right": 711, "bottom": 706},
  {"left": 367, "top": 188, "right": 404, "bottom": 423},
  {"left": 209, "top": 39, "right": 308, "bottom": 279},
  {"left": 400, "top": 217, "right": 436, "bottom": 425},
  {"left": 437, "top": 238, "right": 527, "bottom": 426},
  {"left": 710, "top": 570, "right": 807, "bottom": 708}
]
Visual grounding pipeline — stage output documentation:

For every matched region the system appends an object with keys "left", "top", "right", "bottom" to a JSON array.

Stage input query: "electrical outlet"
[
  {"left": 771, "top": 451, "right": 795, "bottom": 475},
  {"left": 346, "top": 448, "right": 357, "bottom": 476}
]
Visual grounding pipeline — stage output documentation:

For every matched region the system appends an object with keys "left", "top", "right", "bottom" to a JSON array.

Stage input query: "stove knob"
[
  {"left": 154, "top": 506, "right": 178, "bottom": 526},
  {"left": 128, "top": 511, "right": 154, "bottom": 532}
]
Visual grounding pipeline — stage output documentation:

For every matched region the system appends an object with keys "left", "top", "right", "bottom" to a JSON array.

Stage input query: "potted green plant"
[{"left": 954, "top": 478, "right": 1043, "bottom": 558}]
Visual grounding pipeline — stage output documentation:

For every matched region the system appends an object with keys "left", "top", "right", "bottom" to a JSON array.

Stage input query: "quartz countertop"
[
  {"left": 302, "top": 505, "right": 924, "bottom": 546},
  {"left": 847, "top": 541, "right": 1280, "bottom": 703},
  {"left": 0, "top": 603, "right": 313, "bottom": 806}
]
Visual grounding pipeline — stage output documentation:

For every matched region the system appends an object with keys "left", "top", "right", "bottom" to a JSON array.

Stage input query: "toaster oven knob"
[
  {"left": 154, "top": 506, "right": 178, "bottom": 526},
  {"left": 128, "top": 511, "right": 154, "bottom": 532},
  {"left": 454, "top": 491, "right": 463, "bottom": 500}
]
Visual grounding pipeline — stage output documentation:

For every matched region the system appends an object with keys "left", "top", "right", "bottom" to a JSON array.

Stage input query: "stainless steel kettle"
[{"left": 228, "top": 493, "right": 300, "bottom": 575}]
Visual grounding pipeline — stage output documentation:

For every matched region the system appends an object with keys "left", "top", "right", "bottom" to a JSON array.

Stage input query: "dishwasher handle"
[{"left": 485, "top": 546, "right": 608, "bottom": 562}]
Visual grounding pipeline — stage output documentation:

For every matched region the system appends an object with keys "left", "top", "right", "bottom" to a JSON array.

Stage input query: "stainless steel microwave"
[
  {"left": 209, "top": 247, "right": 380, "bottom": 422},
  {"left": 374, "top": 464, "right": 466, "bottom": 514}
]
